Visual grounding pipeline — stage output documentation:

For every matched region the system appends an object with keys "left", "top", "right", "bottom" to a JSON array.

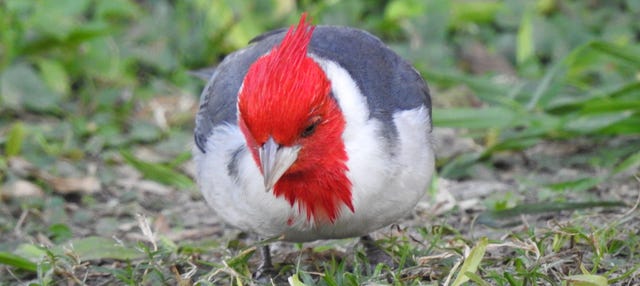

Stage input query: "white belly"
[{"left": 194, "top": 108, "right": 433, "bottom": 242}]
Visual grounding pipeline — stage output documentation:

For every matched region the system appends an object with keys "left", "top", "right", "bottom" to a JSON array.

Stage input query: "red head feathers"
[
  {"left": 238, "top": 14, "right": 353, "bottom": 224},
  {"left": 239, "top": 13, "right": 330, "bottom": 146}
]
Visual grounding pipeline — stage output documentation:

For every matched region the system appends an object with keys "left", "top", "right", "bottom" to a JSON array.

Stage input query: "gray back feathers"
[{"left": 194, "top": 26, "right": 431, "bottom": 153}]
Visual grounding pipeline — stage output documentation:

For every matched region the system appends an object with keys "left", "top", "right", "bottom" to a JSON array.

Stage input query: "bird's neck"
[{"left": 273, "top": 151, "right": 353, "bottom": 224}]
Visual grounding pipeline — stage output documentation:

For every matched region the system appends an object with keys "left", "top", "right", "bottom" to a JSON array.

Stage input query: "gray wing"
[
  {"left": 309, "top": 27, "right": 431, "bottom": 139},
  {"left": 194, "top": 26, "right": 431, "bottom": 153},
  {"left": 194, "top": 35, "right": 283, "bottom": 153}
]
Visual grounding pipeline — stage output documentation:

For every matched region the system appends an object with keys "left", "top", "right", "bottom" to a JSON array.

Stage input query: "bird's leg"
[
  {"left": 360, "top": 235, "right": 397, "bottom": 268},
  {"left": 254, "top": 244, "right": 275, "bottom": 279},
  {"left": 259, "top": 244, "right": 273, "bottom": 271}
]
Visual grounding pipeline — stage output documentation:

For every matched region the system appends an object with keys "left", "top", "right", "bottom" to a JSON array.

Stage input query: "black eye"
[{"left": 301, "top": 120, "right": 320, "bottom": 138}]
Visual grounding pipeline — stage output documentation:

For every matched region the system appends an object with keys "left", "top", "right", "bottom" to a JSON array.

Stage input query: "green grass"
[{"left": 1, "top": 0, "right": 639, "bottom": 285}]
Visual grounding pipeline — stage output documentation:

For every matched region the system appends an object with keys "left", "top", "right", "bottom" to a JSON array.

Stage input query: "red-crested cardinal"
[{"left": 193, "top": 13, "right": 434, "bottom": 272}]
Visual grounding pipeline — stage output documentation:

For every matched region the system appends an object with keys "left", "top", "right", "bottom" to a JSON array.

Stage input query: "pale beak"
[{"left": 258, "top": 137, "right": 301, "bottom": 192}]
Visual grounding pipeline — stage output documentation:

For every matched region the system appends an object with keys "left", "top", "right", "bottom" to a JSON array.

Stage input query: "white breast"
[{"left": 194, "top": 57, "right": 434, "bottom": 242}]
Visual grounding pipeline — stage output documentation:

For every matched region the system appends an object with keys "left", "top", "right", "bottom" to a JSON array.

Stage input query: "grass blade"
[
  {"left": 613, "top": 150, "right": 640, "bottom": 175},
  {"left": 433, "top": 107, "right": 518, "bottom": 129},
  {"left": 62, "top": 236, "right": 143, "bottom": 261},
  {"left": 516, "top": 9, "right": 534, "bottom": 65},
  {"left": 526, "top": 61, "right": 564, "bottom": 110},
  {"left": 226, "top": 248, "right": 255, "bottom": 269},
  {"left": 288, "top": 273, "right": 309, "bottom": 286},
  {"left": 564, "top": 112, "right": 633, "bottom": 134},
  {"left": 477, "top": 201, "right": 626, "bottom": 227},
  {"left": 565, "top": 274, "right": 608, "bottom": 286},
  {"left": 546, "top": 81, "right": 640, "bottom": 113},
  {"left": 120, "top": 150, "right": 194, "bottom": 189},
  {"left": 0, "top": 251, "right": 38, "bottom": 272},
  {"left": 464, "top": 271, "right": 492, "bottom": 286},
  {"left": 5, "top": 122, "right": 26, "bottom": 157},
  {"left": 590, "top": 41, "right": 640, "bottom": 67},
  {"left": 451, "top": 237, "right": 488, "bottom": 286},
  {"left": 547, "top": 177, "right": 604, "bottom": 192}
]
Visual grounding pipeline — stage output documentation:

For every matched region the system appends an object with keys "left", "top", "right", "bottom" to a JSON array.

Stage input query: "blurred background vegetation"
[
  {"left": 0, "top": 0, "right": 639, "bottom": 284},
  {"left": 1, "top": 0, "right": 639, "bottom": 181},
  {"left": 1, "top": 0, "right": 638, "bottom": 184}
]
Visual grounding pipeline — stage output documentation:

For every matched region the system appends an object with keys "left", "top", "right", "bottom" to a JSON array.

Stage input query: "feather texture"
[{"left": 194, "top": 14, "right": 434, "bottom": 241}]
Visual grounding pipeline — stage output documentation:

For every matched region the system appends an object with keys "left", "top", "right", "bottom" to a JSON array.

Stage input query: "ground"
[{"left": 1, "top": 126, "right": 638, "bottom": 285}]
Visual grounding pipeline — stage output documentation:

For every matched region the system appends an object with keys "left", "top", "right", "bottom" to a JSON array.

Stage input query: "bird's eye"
[{"left": 301, "top": 120, "right": 320, "bottom": 138}]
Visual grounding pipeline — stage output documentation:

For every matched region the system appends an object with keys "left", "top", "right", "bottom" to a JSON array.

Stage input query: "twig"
[{"left": 13, "top": 208, "right": 28, "bottom": 236}]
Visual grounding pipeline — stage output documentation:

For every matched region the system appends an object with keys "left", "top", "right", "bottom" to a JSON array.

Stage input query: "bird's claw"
[{"left": 253, "top": 263, "right": 277, "bottom": 281}]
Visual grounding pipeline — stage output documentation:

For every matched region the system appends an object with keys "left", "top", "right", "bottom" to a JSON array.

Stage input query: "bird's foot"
[
  {"left": 360, "top": 235, "right": 397, "bottom": 269},
  {"left": 253, "top": 245, "right": 278, "bottom": 282},
  {"left": 253, "top": 264, "right": 277, "bottom": 282}
]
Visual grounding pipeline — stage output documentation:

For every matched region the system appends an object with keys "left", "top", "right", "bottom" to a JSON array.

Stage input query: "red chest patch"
[{"left": 274, "top": 149, "right": 354, "bottom": 224}]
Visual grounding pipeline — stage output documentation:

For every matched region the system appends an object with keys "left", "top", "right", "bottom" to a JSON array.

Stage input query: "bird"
[{"left": 193, "top": 13, "right": 434, "bottom": 274}]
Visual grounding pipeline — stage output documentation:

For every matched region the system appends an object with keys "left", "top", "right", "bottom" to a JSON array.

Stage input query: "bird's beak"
[{"left": 258, "top": 137, "right": 301, "bottom": 192}]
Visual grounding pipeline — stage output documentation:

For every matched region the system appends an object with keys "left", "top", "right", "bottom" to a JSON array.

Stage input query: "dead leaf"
[
  {"left": 7, "top": 157, "right": 37, "bottom": 177},
  {"left": 48, "top": 176, "right": 101, "bottom": 194},
  {"left": 8, "top": 156, "right": 101, "bottom": 195},
  {"left": 1, "top": 180, "right": 44, "bottom": 199},
  {"left": 138, "top": 93, "right": 197, "bottom": 129},
  {"left": 459, "top": 41, "right": 516, "bottom": 76}
]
